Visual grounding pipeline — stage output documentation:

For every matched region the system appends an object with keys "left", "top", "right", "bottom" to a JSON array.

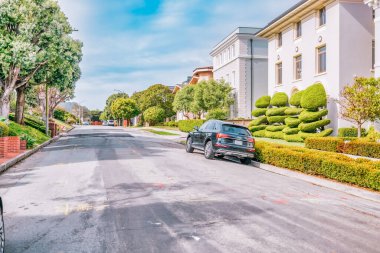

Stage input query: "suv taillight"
[{"left": 216, "top": 133, "right": 230, "bottom": 139}]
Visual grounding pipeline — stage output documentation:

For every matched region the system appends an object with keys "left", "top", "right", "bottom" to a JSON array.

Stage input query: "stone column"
[{"left": 365, "top": 0, "right": 380, "bottom": 77}]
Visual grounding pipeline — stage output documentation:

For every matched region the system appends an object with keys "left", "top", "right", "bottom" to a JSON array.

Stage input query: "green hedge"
[
  {"left": 9, "top": 114, "right": 46, "bottom": 133},
  {"left": 299, "top": 129, "right": 333, "bottom": 139},
  {"left": 265, "top": 130, "right": 284, "bottom": 139},
  {"left": 270, "top": 92, "right": 288, "bottom": 107},
  {"left": 251, "top": 108, "right": 267, "bottom": 117},
  {"left": 283, "top": 134, "right": 304, "bottom": 142},
  {"left": 249, "top": 125, "right": 267, "bottom": 132},
  {"left": 252, "top": 130, "right": 266, "bottom": 137},
  {"left": 255, "top": 96, "right": 271, "bottom": 108},
  {"left": 305, "top": 137, "right": 344, "bottom": 153},
  {"left": 255, "top": 141, "right": 380, "bottom": 191},
  {"left": 338, "top": 128, "right": 367, "bottom": 137},
  {"left": 0, "top": 122, "right": 9, "bottom": 137},
  {"left": 266, "top": 125, "right": 286, "bottom": 132},
  {"left": 284, "top": 108, "right": 303, "bottom": 115},
  {"left": 299, "top": 119, "right": 331, "bottom": 133},
  {"left": 282, "top": 127, "right": 299, "bottom": 135},
  {"left": 285, "top": 117, "right": 301, "bottom": 128},
  {"left": 8, "top": 122, "right": 50, "bottom": 146},
  {"left": 300, "top": 83, "right": 327, "bottom": 110},
  {"left": 266, "top": 107, "right": 288, "bottom": 116},
  {"left": 250, "top": 116, "right": 268, "bottom": 126},
  {"left": 299, "top": 109, "right": 328, "bottom": 123},
  {"left": 178, "top": 120, "right": 205, "bottom": 132},
  {"left": 289, "top": 90, "right": 304, "bottom": 107},
  {"left": 267, "top": 116, "right": 287, "bottom": 125}
]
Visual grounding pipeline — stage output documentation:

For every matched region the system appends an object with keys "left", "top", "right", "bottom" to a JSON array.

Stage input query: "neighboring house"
[
  {"left": 257, "top": 0, "right": 374, "bottom": 132},
  {"left": 210, "top": 27, "right": 268, "bottom": 119},
  {"left": 175, "top": 68, "right": 213, "bottom": 121}
]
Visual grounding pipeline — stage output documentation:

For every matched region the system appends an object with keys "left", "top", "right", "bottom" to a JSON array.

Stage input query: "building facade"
[
  {"left": 210, "top": 27, "right": 268, "bottom": 119},
  {"left": 257, "top": 0, "right": 374, "bottom": 132}
]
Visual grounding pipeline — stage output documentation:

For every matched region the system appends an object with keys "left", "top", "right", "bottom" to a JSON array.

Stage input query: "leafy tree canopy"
[{"left": 111, "top": 98, "right": 139, "bottom": 120}]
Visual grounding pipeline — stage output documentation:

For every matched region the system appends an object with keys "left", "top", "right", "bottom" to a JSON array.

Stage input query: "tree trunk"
[
  {"left": 0, "top": 87, "right": 13, "bottom": 119},
  {"left": 15, "top": 86, "right": 26, "bottom": 124},
  {"left": 358, "top": 124, "right": 362, "bottom": 138}
]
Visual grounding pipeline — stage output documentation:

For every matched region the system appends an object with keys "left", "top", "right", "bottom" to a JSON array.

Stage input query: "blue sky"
[{"left": 58, "top": 0, "right": 299, "bottom": 110}]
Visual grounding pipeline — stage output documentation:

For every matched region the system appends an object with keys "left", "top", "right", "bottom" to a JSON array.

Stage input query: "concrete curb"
[
  {"left": 0, "top": 135, "right": 61, "bottom": 175},
  {"left": 252, "top": 161, "right": 380, "bottom": 204}
]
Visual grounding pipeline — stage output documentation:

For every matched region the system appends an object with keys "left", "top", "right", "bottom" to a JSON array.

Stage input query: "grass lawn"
[
  {"left": 154, "top": 126, "right": 180, "bottom": 131},
  {"left": 254, "top": 137, "right": 305, "bottom": 147},
  {"left": 145, "top": 129, "right": 179, "bottom": 136}
]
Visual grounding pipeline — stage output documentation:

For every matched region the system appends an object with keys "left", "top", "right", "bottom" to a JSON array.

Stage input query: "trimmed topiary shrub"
[
  {"left": 285, "top": 108, "right": 303, "bottom": 115},
  {"left": 267, "top": 116, "right": 287, "bottom": 125},
  {"left": 299, "top": 119, "right": 331, "bottom": 133},
  {"left": 283, "top": 134, "right": 304, "bottom": 142},
  {"left": 265, "top": 131, "right": 284, "bottom": 139},
  {"left": 289, "top": 90, "right": 304, "bottom": 107},
  {"left": 282, "top": 127, "right": 300, "bottom": 135},
  {"left": 338, "top": 127, "right": 367, "bottom": 137},
  {"left": 270, "top": 92, "right": 288, "bottom": 107},
  {"left": 249, "top": 125, "right": 267, "bottom": 132},
  {"left": 299, "top": 109, "right": 328, "bottom": 123},
  {"left": 251, "top": 108, "right": 267, "bottom": 117},
  {"left": 300, "top": 83, "right": 327, "bottom": 110},
  {"left": 252, "top": 130, "right": 266, "bottom": 137},
  {"left": 255, "top": 96, "right": 271, "bottom": 108},
  {"left": 299, "top": 128, "right": 334, "bottom": 139},
  {"left": 250, "top": 116, "right": 268, "bottom": 126},
  {"left": 266, "top": 107, "right": 288, "bottom": 116},
  {"left": 284, "top": 117, "right": 301, "bottom": 128},
  {"left": 266, "top": 125, "right": 286, "bottom": 132},
  {"left": 305, "top": 137, "right": 344, "bottom": 153}
]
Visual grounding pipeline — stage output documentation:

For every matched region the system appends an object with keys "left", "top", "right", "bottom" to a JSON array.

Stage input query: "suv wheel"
[
  {"left": 186, "top": 137, "right": 194, "bottom": 153},
  {"left": 240, "top": 158, "right": 252, "bottom": 165},
  {"left": 0, "top": 205, "right": 4, "bottom": 253},
  {"left": 204, "top": 141, "right": 215, "bottom": 160}
]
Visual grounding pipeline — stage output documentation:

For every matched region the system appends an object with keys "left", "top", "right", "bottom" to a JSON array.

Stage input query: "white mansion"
[{"left": 210, "top": 0, "right": 378, "bottom": 133}]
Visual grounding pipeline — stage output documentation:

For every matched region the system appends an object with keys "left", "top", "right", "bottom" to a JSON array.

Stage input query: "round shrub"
[
  {"left": 285, "top": 117, "right": 301, "bottom": 128},
  {"left": 267, "top": 116, "right": 287, "bottom": 125},
  {"left": 284, "top": 108, "right": 303, "bottom": 115},
  {"left": 299, "top": 119, "right": 331, "bottom": 133},
  {"left": 249, "top": 125, "right": 267, "bottom": 132},
  {"left": 0, "top": 122, "right": 9, "bottom": 137},
  {"left": 255, "top": 95, "right": 271, "bottom": 108},
  {"left": 143, "top": 106, "right": 166, "bottom": 125},
  {"left": 284, "top": 134, "right": 304, "bottom": 142},
  {"left": 266, "top": 107, "right": 288, "bottom": 116},
  {"left": 252, "top": 130, "right": 266, "bottom": 137},
  {"left": 265, "top": 130, "right": 284, "bottom": 139},
  {"left": 289, "top": 90, "right": 304, "bottom": 107},
  {"left": 206, "top": 108, "right": 228, "bottom": 120},
  {"left": 266, "top": 125, "right": 286, "bottom": 132},
  {"left": 251, "top": 108, "right": 267, "bottom": 117},
  {"left": 250, "top": 116, "right": 268, "bottom": 126},
  {"left": 299, "top": 128, "right": 333, "bottom": 139},
  {"left": 270, "top": 92, "right": 288, "bottom": 107},
  {"left": 282, "top": 127, "right": 300, "bottom": 135},
  {"left": 300, "top": 83, "right": 327, "bottom": 110},
  {"left": 299, "top": 109, "right": 328, "bottom": 123}
]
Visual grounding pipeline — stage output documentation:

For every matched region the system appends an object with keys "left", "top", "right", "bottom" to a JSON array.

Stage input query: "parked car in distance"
[
  {"left": 102, "top": 121, "right": 108, "bottom": 126},
  {"left": 83, "top": 121, "right": 90, "bottom": 126},
  {"left": 0, "top": 197, "right": 4, "bottom": 253},
  {"left": 107, "top": 120, "right": 115, "bottom": 126},
  {"left": 185, "top": 120, "right": 255, "bottom": 164}
]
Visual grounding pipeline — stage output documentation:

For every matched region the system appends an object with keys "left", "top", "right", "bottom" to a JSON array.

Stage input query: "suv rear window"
[{"left": 222, "top": 124, "right": 251, "bottom": 136}]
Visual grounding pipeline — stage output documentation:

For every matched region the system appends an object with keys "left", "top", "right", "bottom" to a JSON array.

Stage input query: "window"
[
  {"left": 319, "top": 7, "right": 326, "bottom": 27},
  {"left": 317, "top": 46, "right": 326, "bottom": 74},
  {"left": 276, "top": 62, "right": 283, "bottom": 85},
  {"left": 294, "top": 55, "right": 302, "bottom": 80},
  {"left": 232, "top": 45, "right": 235, "bottom": 57},
  {"left": 278, "top": 32, "right": 283, "bottom": 48},
  {"left": 372, "top": 40, "right": 375, "bottom": 70},
  {"left": 296, "top": 21, "right": 302, "bottom": 38}
]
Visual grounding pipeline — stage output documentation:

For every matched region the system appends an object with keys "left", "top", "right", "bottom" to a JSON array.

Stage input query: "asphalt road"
[{"left": 0, "top": 126, "right": 379, "bottom": 253}]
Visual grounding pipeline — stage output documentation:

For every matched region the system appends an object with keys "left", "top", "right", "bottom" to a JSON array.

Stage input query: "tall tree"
[
  {"left": 173, "top": 85, "right": 194, "bottom": 119},
  {"left": 103, "top": 92, "right": 129, "bottom": 120},
  {"left": 36, "top": 85, "right": 75, "bottom": 119},
  {"left": 336, "top": 77, "right": 380, "bottom": 137},
  {"left": 111, "top": 98, "right": 139, "bottom": 126},
  {"left": 0, "top": 0, "right": 74, "bottom": 118}
]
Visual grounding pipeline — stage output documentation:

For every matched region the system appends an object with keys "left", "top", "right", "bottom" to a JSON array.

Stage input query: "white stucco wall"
[{"left": 267, "top": 1, "right": 373, "bottom": 134}]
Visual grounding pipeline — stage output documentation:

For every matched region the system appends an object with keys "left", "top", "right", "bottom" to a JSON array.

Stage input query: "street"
[{"left": 0, "top": 126, "right": 379, "bottom": 253}]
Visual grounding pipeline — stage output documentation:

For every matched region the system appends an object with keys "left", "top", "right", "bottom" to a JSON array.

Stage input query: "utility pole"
[{"left": 45, "top": 83, "right": 49, "bottom": 136}]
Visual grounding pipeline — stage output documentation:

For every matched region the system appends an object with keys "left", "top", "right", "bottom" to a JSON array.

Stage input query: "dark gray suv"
[{"left": 186, "top": 120, "right": 255, "bottom": 164}]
